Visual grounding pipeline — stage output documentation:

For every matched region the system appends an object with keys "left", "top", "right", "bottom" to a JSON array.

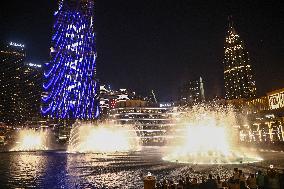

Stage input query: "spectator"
[
  {"left": 239, "top": 170, "right": 246, "bottom": 189},
  {"left": 267, "top": 169, "right": 280, "bottom": 189},
  {"left": 162, "top": 179, "right": 168, "bottom": 189},
  {"left": 216, "top": 175, "right": 223, "bottom": 189},
  {"left": 199, "top": 177, "right": 207, "bottom": 189},
  {"left": 206, "top": 174, "right": 218, "bottom": 189},
  {"left": 222, "top": 179, "right": 229, "bottom": 188},
  {"left": 279, "top": 170, "right": 284, "bottom": 189},
  {"left": 184, "top": 176, "right": 191, "bottom": 189},
  {"left": 228, "top": 169, "right": 240, "bottom": 189},
  {"left": 256, "top": 170, "right": 265, "bottom": 189},
  {"left": 191, "top": 178, "right": 199, "bottom": 189},
  {"left": 246, "top": 173, "right": 257, "bottom": 189},
  {"left": 156, "top": 182, "right": 162, "bottom": 189},
  {"left": 233, "top": 168, "right": 240, "bottom": 181},
  {"left": 153, "top": 166, "right": 284, "bottom": 189},
  {"left": 169, "top": 180, "right": 175, "bottom": 189},
  {"left": 177, "top": 179, "right": 184, "bottom": 189}
]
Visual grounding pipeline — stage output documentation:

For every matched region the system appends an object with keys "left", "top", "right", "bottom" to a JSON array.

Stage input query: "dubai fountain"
[
  {"left": 67, "top": 122, "right": 141, "bottom": 153},
  {"left": 163, "top": 105, "right": 263, "bottom": 164},
  {"left": 2, "top": 107, "right": 274, "bottom": 188},
  {"left": 10, "top": 129, "right": 49, "bottom": 151}
]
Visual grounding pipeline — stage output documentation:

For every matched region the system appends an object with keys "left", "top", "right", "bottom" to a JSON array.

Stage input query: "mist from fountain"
[
  {"left": 10, "top": 129, "right": 49, "bottom": 151},
  {"left": 67, "top": 122, "right": 141, "bottom": 153},
  {"left": 163, "top": 105, "right": 262, "bottom": 164}
]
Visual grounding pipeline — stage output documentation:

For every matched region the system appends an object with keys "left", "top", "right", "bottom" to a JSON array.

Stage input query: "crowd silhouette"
[{"left": 154, "top": 167, "right": 284, "bottom": 189}]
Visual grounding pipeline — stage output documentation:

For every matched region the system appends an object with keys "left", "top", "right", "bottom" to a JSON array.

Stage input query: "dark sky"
[{"left": 0, "top": 0, "right": 283, "bottom": 101}]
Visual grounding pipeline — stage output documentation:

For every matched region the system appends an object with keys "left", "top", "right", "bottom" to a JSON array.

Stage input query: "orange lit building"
[{"left": 226, "top": 87, "right": 284, "bottom": 143}]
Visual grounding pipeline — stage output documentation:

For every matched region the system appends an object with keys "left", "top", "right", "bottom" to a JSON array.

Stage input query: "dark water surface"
[{"left": 0, "top": 148, "right": 284, "bottom": 189}]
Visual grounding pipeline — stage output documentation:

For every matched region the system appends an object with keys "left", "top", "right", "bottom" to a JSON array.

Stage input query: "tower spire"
[
  {"left": 228, "top": 15, "right": 233, "bottom": 28},
  {"left": 227, "top": 15, "right": 237, "bottom": 34}
]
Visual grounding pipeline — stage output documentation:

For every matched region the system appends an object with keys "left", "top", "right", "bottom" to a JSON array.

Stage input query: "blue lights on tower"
[{"left": 42, "top": 0, "right": 99, "bottom": 119}]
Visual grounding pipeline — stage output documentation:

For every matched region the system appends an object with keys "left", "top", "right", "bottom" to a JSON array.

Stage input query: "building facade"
[
  {"left": 223, "top": 18, "right": 256, "bottom": 100},
  {"left": 226, "top": 87, "right": 284, "bottom": 143},
  {"left": 99, "top": 86, "right": 136, "bottom": 117},
  {"left": 267, "top": 88, "right": 284, "bottom": 110},
  {"left": 0, "top": 42, "right": 42, "bottom": 125},
  {"left": 179, "top": 77, "right": 205, "bottom": 105},
  {"left": 99, "top": 85, "right": 157, "bottom": 119},
  {"left": 109, "top": 106, "right": 175, "bottom": 145},
  {"left": 41, "top": 0, "right": 100, "bottom": 119}
]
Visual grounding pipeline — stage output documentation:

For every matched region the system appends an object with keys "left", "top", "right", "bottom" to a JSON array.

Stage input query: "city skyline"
[
  {"left": 1, "top": 1, "right": 284, "bottom": 188},
  {"left": 0, "top": 0, "right": 283, "bottom": 101}
]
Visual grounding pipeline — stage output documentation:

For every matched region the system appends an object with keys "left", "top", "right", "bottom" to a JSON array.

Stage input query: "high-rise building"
[
  {"left": 0, "top": 42, "right": 25, "bottom": 125},
  {"left": 223, "top": 17, "right": 256, "bottom": 100},
  {"left": 0, "top": 42, "right": 42, "bottom": 125},
  {"left": 179, "top": 77, "right": 205, "bottom": 105},
  {"left": 22, "top": 63, "right": 42, "bottom": 121},
  {"left": 109, "top": 107, "right": 175, "bottom": 145},
  {"left": 42, "top": 0, "right": 100, "bottom": 119},
  {"left": 99, "top": 85, "right": 144, "bottom": 118}
]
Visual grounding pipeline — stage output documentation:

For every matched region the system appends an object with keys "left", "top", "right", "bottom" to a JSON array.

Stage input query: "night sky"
[{"left": 0, "top": 0, "right": 283, "bottom": 101}]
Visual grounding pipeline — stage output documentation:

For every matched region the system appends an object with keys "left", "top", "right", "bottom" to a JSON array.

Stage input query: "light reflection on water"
[
  {"left": 0, "top": 149, "right": 283, "bottom": 188},
  {"left": 0, "top": 150, "right": 163, "bottom": 188},
  {"left": 0, "top": 151, "right": 74, "bottom": 188},
  {"left": 9, "top": 153, "right": 47, "bottom": 188}
]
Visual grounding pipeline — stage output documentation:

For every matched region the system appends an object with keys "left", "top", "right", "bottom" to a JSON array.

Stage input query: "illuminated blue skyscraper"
[{"left": 42, "top": 0, "right": 99, "bottom": 119}]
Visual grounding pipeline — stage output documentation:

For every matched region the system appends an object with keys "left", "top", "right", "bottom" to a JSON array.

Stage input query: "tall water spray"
[
  {"left": 163, "top": 105, "right": 262, "bottom": 164},
  {"left": 10, "top": 129, "right": 49, "bottom": 151},
  {"left": 67, "top": 122, "right": 141, "bottom": 153}
]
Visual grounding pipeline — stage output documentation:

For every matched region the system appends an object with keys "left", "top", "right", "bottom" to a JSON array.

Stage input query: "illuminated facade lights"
[
  {"left": 0, "top": 42, "right": 42, "bottom": 125},
  {"left": 179, "top": 77, "right": 205, "bottom": 105},
  {"left": 27, "top": 63, "right": 42, "bottom": 68},
  {"left": 9, "top": 42, "right": 25, "bottom": 48},
  {"left": 41, "top": 0, "right": 99, "bottom": 119},
  {"left": 223, "top": 18, "right": 256, "bottom": 100},
  {"left": 109, "top": 107, "right": 175, "bottom": 145},
  {"left": 268, "top": 88, "right": 284, "bottom": 110}
]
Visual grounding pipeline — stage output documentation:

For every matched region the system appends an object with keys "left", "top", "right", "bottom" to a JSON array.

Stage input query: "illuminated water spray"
[
  {"left": 68, "top": 122, "right": 141, "bottom": 153},
  {"left": 163, "top": 105, "right": 262, "bottom": 164},
  {"left": 10, "top": 129, "right": 48, "bottom": 151}
]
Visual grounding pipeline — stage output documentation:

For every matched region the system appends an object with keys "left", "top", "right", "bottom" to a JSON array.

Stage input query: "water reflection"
[
  {"left": 8, "top": 152, "right": 47, "bottom": 188},
  {"left": 66, "top": 153, "right": 118, "bottom": 188},
  {"left": 0, "top": 149, "right": 282, "bottom": 188},
  {"left": 2, "top": 152, "right": 74, "bottom": 188}
]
